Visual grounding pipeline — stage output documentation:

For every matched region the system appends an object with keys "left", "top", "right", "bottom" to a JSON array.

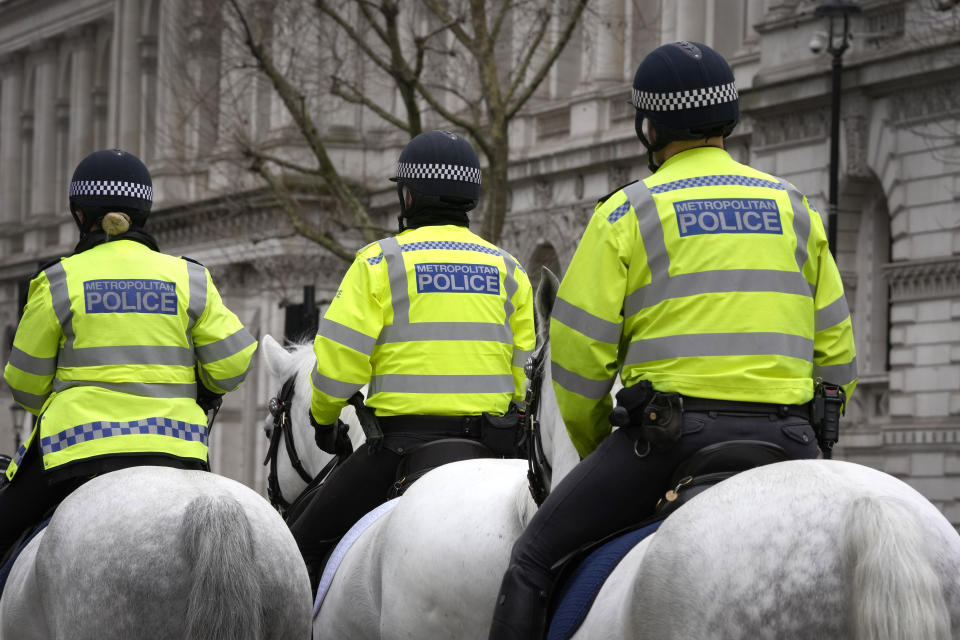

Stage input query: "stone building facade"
[{"left": 1, "top": 0, "right": 958, "bottom": 523}]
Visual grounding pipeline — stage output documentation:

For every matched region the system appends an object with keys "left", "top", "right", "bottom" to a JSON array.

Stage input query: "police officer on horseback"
[
  {"left": 285, "top": 130, "right": 535, "bottom": 591},
  {"left": 488, "top": 41, "right": 857, "bottom": 639},
  {"left": 0, "top": 149, "right": 257, "bottom": 565}
]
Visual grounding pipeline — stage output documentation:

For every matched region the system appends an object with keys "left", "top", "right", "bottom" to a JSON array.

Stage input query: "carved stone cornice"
[
  {"left": 882, "top": 256, "right": 960, "bottom": 302},
  {"left": 842, "top": 92, "right": 870, "bottom": 179},
  {"left": 889, "top": 78, "right": 960, "bottom": 124},
  {"left": 752, "top": 106, "right": 828, "bottom": 149},
  {"left": 883, "top": 428, "right": 960, "bottom": 447}
]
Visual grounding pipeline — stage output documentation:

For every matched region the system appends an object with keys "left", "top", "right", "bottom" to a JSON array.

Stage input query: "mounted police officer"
[
  {"left": 0, "top": 149, "right": 257, "bottom": 563},
  {"left": 488, "top": 41, "right": 858, "bottom": 639},
  {"left": 286, "top": 130, "right": 536, "bottom": 591}
]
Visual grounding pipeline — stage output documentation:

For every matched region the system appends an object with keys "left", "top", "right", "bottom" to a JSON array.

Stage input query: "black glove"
[{"left": 310, "top": 413, "right": 352, "bottom": 457}]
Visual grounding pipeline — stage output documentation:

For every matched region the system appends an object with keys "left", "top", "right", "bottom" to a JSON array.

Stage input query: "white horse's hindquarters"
[{"left": 316, "top": 458, "right": 532, "bottom": 640}]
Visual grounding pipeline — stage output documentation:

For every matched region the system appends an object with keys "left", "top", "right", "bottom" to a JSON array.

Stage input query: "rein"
[
  {"left": 524, "top": 342, "right": 552, "bottom": 506},
  {"left": 263, "top": 376, "right": 342, "bottom": 514}
]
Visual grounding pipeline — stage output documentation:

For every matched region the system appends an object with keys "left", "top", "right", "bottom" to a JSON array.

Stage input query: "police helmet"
[
  {"left": 390, "top": 130, "right": 482, "bottom": 217},
  {"left": 69, "top": 149, "right": 153, "bottom": 232},
  {"left": 631, "top": 41, "right": 739, "bottom": 154}
]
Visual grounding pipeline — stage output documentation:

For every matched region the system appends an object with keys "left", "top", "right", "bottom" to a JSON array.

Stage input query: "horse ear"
[
  {"left": 535, "top": 266, "right": 559, "bottom": 325},
  {"left": 260, "top": 334, "right": 295, "bottom": 379}
]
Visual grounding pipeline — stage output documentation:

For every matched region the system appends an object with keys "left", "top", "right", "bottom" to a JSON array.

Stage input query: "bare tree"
[{"left": 219, "top": 0, "right": 589, "bottom": 263}]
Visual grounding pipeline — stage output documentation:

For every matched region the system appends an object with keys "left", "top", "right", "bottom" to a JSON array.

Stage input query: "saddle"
[{"left": 546, "top": 439, "right": 790, "bottom": 640}]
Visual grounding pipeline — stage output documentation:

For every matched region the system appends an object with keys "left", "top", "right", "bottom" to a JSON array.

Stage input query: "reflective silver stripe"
[
  {"left": 512, "top": 348, "right": 533, "bottom": 368},
  {"left": 9, "top": 347, "right": 56, "bottom": 377},
  {"left": 624, "top": 181, "right": 667, "bottom": 281},
  {"left": 196, "top": 328, "right": 257, "bottom": 363},
  {"left": 625, "top": 269, "right": 813, "bottom": 317},
  {"left": 58, "top": 344, "right": 194, "bottom": 368},
  {"left": 369, "top": 373, "right": 514, "bottom": 394},
  {"left": 45, "top": 262, "right": 74, "bottom": 348},
  {"left": 311, "top": 366, "right": 363, "bottom": 399},
  {"left": 551, "top": 361, "right": 617, "bottom": 400},
  {"left": 52, "top": 378, "right": 197, "bottom": 399},
  {"left": 11, "top": 388, "right": 47, "bottom": 411},
  {"left": 376, "top": 237, "right": 512, "bottom": 345},
  {"left": 318, "top": 319, "right": 376, "bottom": 356},
  {"left": 814, "top": 358, "right": 857, "bottom": 386},
  {"left": 206, "top": 371, "right": 248, "bottom": 392},
  {"left": 781, "top": 179, "right": 812, "bottom": 275},
  {"left": 815, "top": 295, "right": 851, "bottom": 332},
  {"left": 185, "top": 261, "right": 207, "bottom": 349},
  {"left": 552, "top": 298, "right": 621, "bottom": 344},
  {"left": 625, "top": 332, "right": 813, "bottom": 365},
  {"left": 499, "top": 249, "right": 519, "bottom": 346}
]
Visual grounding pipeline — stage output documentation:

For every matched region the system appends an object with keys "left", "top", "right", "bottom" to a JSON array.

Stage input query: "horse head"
[{"left": 260, "top": 334, "right": 365, "bottom": 511}]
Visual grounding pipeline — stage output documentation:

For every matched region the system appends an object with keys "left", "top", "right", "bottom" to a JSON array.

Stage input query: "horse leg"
[
  {"left": 0, "top": 535, "right": 50, "bottom": 640},
  {"left": 844, "top": 496, "right": 952, "bottom": 640}
]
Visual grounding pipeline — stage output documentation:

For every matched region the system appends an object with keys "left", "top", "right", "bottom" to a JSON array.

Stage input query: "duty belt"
[
  {"left": 680, "top": 397, "right": 810, "bottom": 420},
  {"left": 376, "top": 414, "right": 484, "bottom": 437}
]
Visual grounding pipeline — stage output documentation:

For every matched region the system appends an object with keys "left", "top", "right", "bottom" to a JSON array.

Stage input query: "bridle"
[
  {"left": 263, "top": 376, "right": 342, "bottom": 514},
  {"left": 524, "top": 342, "right": 552, "bottom": 507}
]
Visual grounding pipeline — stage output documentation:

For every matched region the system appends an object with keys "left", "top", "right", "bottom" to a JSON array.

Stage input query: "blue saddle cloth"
[
  {"left": 0, "top": 518, "right": 51, "bottom": 598},
  {"left": 546, "top": 520, "right": 662, "bottom": 640}
]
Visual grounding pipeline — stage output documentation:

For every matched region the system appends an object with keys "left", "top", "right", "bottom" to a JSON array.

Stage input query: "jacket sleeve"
[
  {"left": 311, "top": 251, "right": 384, "bottom": 425},
  {"left": 550, "top": 193, "right": 632, "bottom": 458},
  {"left": 192, "top": 268, "right": 258, "bottom": 394},
  {"left": 4, "top": 271, "right": 62, "bottom": 414},
  {"left": 806, "top": 200, "right": 857, "bottom": 407},
  {"left": 509, "top": 260, "right": 536, "bottom": 406}
]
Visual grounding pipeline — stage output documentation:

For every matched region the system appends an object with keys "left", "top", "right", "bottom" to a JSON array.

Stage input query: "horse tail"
[
  {"left": 180, "top": 495, "right": 264, "bottom": 640},
  {"left": 844, "top": 495, "right": 951, "bottom": 640}
]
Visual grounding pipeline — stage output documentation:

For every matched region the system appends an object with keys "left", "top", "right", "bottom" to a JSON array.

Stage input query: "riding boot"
[{"left": 488, "top": 565, "right": 550, "bottom": 640}]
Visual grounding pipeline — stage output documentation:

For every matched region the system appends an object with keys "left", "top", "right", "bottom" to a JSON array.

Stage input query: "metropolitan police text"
[
  {"left": 415, "top": 263, "right": 501, "bottom": 295},
  {"left": 84, "top": 279, "right": 179, "bottom": 314},
  {"left": 674, "top": 198, "right": 782, "bottom": 237}
]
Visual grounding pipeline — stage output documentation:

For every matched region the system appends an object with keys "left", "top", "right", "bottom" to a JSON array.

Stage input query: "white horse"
[
  {"left": 261, "top": 334, "right": 538, "bottom": 640},
  {"left": 0, "top": 466, "right": 311, "bottom": 640}
]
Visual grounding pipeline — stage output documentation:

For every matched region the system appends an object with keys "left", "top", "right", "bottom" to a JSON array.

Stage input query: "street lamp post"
[{"left": 815, "top": 0, "right": 861, "bottom": 258}]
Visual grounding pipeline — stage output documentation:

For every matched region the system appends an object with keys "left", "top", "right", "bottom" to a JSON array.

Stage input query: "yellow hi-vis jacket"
[
  {"left": 310, "top": 224, "right": 535, "bottom": 425},
  {"left": 4, "top": 239, "right": 257, "bottom": 480},
  {"left": 551, "top": 147, "right": 858, "bottom": 458}
]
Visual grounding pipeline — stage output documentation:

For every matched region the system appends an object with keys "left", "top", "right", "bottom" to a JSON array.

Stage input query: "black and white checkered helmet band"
[
  {"left": 69, "top": 180, "right": 154, "bottom": 202},
  {"left": 395, "top": 162, "right": 482, "bottom": 185},
  {"left": 632, "top": 82, "right": 738, "bottom": 112}
]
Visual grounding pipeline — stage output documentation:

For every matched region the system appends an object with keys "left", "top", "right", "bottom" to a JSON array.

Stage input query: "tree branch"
[
  {"left": 505, "top": 8, "right": 550, "bottom": 104},
  {"left": 331, "top": 76, "right": 413, "bottom": 132}
]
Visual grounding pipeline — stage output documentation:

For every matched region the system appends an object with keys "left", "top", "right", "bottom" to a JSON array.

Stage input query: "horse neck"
[{"left": 538, "top": 341, "right": 581, "bottom": 487}]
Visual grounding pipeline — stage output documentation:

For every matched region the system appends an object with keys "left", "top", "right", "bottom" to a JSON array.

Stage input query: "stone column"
[
  {"left": 55, "top": 100, "right": 70, "bottom": 215},
  {"left": 67, "top": 28, "right": 96, "bottom": 170},
  {"left": 675, "top": 0, "right": 706, "bottom": 42},
  {"left": 139, "top": 34, "right": 158, "bottom": 162},
  {"left": 583, "top": 0, "right": 625, "bottom": 84},
  {"left": 0, "top": 55, "right": 24, "bottom": 224},
  {"left": 114, "top": 0, "right": 142, "bottom": 153},
  {"left": 744, "top": 0, "right": 765, "bottom": 45},
  {"left": 30, "top": 42, "right": 59, "bottom": 218}
]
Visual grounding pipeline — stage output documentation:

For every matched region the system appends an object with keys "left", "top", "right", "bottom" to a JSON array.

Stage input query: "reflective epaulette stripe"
[
  {"left": 184, "top": 261, "right": 208, "bottom": 349},
  {"left": 317, "top": 318, "right": 377, "bottom": 356},
  {"left": 45, "top": 262, "right": 74, "bottom": 350},
  {"left": 58, "top": 344, "right": 195, "bottom": 368},
  {"left": 624, "top": 332, "right": 813, "bottom": 367},
  {"left": 815, "top": 295, "right": 851, "bottom": 332},
  {"left": 39, "top": 417, "right": 207, "bottom": 456},
  {"left": 369, "top": 373, "right": 515, "bottom": 395},
  {"left": 551, "top": 361, "right": 617, "bottom": 400},
  {"left": 311, "top": 368, "right": 364, "bottom": 399},
  {"left": 8, "top": 347, "right": 56, "bottom": 376},
  {"left": 52, "top": 379, "right": 197, "bottom": 400},
  {"left": 499, "top": 249, "right": 520, "bottom": 346},
  {"left": 195, "top": 328, "right": 257, "bottom": 363},
  {"left": 780, "top": 178, "right": 813, "bottom": 275},
  {"left": 814, "top": 358, "right": 858, "bottom": 387},
  {"left": 552, "top": 298, "right": 621, "bottom": 345}
]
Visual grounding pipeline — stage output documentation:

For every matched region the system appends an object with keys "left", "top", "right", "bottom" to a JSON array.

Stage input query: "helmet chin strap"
[{"left": 635, "top": 114, "right": 666, "bottom": 174}]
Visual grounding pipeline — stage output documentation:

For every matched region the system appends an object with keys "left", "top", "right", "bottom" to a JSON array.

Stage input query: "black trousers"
[
  {"left": 286, "top": 433, "right": 432, "bottom": 571},
  {"left": 508, "top": 412, "right": 821, "bottom": 591},
  {"left": 0, "top": 441, "right": 85, "bottom": 557}
]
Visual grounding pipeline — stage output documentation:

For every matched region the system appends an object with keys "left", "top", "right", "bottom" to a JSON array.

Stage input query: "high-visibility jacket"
[
  {"left": 551, "top": 147, "right": 857, "bottom": 458},
  {"left": 4, "top": 239, "right": 257, "bottom": 480},
  {"left": 310, "top": 224, "right": 535, "bottom": 424}
]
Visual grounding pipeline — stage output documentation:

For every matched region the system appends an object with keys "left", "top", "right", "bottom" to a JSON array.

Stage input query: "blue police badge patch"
[
  {"left": 415, "top": 263, "right": 500, "bottom": 295},
  {"left": 84, "top": 279, "right": 178, "bottom": 314},
  {"left": 674, "top": 198, "right": 782, "bottom": 237}
]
